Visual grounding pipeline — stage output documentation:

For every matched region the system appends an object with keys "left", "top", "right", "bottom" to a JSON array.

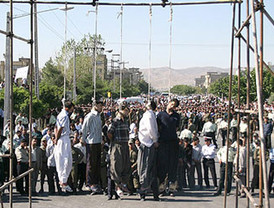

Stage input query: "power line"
[
  {"left": 67, "top": 15, "right": 84, "bottom": 37},
  {"left": 47, "top": 6, "right": 77, "bottom": 39},
  {"left": 38, "top": 14, "right": 64, "bottom": 41}
]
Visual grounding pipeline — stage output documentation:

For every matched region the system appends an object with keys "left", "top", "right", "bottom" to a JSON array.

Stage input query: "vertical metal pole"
[
  {"left": 259, "top": 3, "right": 265, "bottom": 201},
  {"left": 29, "top": 1, "right": 34, "bottom": 207},
  {"left": 168, "top": 2, "right": 173, "bottom": 98},
  {"left": 4, "top": 12, "right": 11, "bottom": 127},
  {"left": 148, "top": 4, "right": 152, "bottom": 99},
  {"left": 93, "top": 3, "right": 98, "bottom": 103},
  {"left": 235, "top": 2, "right": 241, "bottom": 208},
  {"left": 250, "top": 0, "right": 270, "bottom": 207},
  {"left": 223, "top": 3, "right": 236, "bottom": 208},
  {"left": 73, "top": 47, "right": 77, "bottom": 101},
  {"left": 119, "top": 4, "right": 123, "bottom": 99},
  {"left": 259, "top": 0, "right": 263, "bottom": 91},
  {"left": 64, "top": 3, "right": 67, "bottom": 100},
  {"left": 259, "top": 146, "right": 263, "bottom": 206},
  {"left": 8, "top": 0, "right": 14, "bottom": 207},
  {"left": 34, "top": 0, "right": 39, "bottom": 99},
  {"left": 246, "top": 1, "right": 251, "bottom": 208}
]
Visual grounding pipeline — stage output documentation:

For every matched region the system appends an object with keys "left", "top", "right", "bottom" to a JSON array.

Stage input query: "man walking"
[{"left": 82, "top": 100, "right": 103, "bottom": 194}]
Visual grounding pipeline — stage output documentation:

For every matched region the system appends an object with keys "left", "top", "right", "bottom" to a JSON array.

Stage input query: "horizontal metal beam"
[
  {"left": 0, "top": 0, "right": 241, "bottom": 6},
  {"left": 0, "top": 154, "right": 11, "bottom": 158},
  {"left": 234, "top": 109, "right": 258, "bottom": 114},
  {"left": 0, "top": 29, "right": 31, "bottom": 43},
  {"left": 0, "top": 168, "right": 34, "bottom": 192}
]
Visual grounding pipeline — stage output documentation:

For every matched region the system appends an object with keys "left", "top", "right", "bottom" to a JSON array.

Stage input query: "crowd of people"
[{"left": 0, "top": 95, "right": 273, "bottom": 201}]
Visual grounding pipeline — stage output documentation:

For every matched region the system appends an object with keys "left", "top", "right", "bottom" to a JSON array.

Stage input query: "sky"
[{"left": 0, "top": 0, "right": 274, "bottom": 71}]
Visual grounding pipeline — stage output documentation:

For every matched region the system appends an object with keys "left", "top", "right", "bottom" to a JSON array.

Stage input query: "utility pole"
[
  {"left": 4, "top": 12, "right": 10, "bottom": 127},
  {"left": 73, "top": 47, "right": 77, "bottom": 101},
  {"left": 34, "top": 0, "right": 39, "bottom": 99}
]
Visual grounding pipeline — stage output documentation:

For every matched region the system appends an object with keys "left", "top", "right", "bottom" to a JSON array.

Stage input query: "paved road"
[
  {"left": 1, "top": 133, "right": 273, "bottom": 208},
  {"left": 2, "top": 189, "right": 274, "bottom": 208}
]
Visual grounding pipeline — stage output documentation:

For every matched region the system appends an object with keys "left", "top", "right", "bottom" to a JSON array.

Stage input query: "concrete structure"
[
  {"left": 96, "top": 54, "right": 107, "bottom": 80},
  {"left": 195, "top": 72, "right": 228, "bottom": 89},
  {"left": 0, "top": 57, "right": 30, "bottom": 80}
]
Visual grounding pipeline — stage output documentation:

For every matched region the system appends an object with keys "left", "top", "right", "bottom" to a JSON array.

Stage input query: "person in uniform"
[
  {"left": 201, "top": 137, "right": 217, "bottom": 189},
  {"left": 214, "top": 139, "right": 236, "bottom": 196}
]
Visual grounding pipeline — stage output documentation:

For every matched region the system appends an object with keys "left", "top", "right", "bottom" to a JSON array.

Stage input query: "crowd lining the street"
[{"left": 0, "top": 95, "right": 273, "bottom": 201}]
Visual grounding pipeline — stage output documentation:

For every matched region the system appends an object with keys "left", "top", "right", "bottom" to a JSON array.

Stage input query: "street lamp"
[{"left": 60, "top": 3, "right": 74, "bottom": 100}]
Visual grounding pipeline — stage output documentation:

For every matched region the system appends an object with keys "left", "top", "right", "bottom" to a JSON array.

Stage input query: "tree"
[
  {"left": 208, "top": 68, "right": 274, "bottom": 102},
  {"left": 39, "top": 82, "right": 63, "bottom": 109},
  {"left": 171, "top": 85, "right": 198, "bottom": 96},
  {"left": 0, "top": 86, "right": 48, "bottom": 119}
]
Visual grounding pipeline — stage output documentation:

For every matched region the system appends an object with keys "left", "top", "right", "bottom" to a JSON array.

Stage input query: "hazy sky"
[{"left": 0, "top": 0, "right": 273, "bottom": 70}]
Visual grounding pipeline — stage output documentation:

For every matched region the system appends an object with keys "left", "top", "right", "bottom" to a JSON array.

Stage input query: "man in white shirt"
[
  {"left": 201, "top": 137, "right": 217, "bottom": 188},
  {"left": 46, "top": 136, "right": 62, "bottom": 195},
  {"left": 215, "top": 139, "right": 236, "bottom": 196},
  {"left": 230, "top": 114, "right": 238, "bottom": 143},
  {"left": 15, "top": 120, "right": 24, "bottom": 133},
  {"left": 137, "top": 101, "right": 159, "bottom": 201},
  {"left": 219, "top": 116, "right": 228, "bottom": 147},
  {"left": 54, "top": 100, "right": 75, "bottom": 192},
  {"left": 202, "top": 118, "right": 217, "bottom": 149},
  {"left": 239, "top": 117, "right": 248, "bottom": 138}
]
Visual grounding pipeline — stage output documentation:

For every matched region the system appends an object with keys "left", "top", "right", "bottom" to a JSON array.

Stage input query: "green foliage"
[
  {"left": 41, "top": 58, "right": 64, "bottom": 88},
  {"left": 209, "top": 68, "right": 274, "bottom": 102},
  {"left": 171, "top": 85, "right": 199, "bottom": 96},
  {"left": 0, "top": 86, "right": 48, "bottom": 119},
  {"left": 39, "top": 82, "right": 63, "bottom": 109}
]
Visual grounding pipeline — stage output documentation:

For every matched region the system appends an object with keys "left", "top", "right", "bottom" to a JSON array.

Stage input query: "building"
[
  {"left": 195, "top": 72, "right": 228, "bottom": 89},
  {"left": 0, "top": 57, "right": 30, "bottom": 80},
  {"left": 96, "top": 54, "right": 107, "bottom": 80}
]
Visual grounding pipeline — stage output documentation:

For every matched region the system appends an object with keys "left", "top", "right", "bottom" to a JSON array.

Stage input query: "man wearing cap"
[
  {"left": 191, "top": 137, "right": 203, "bottom": 190},
  {"left": 54, "top": 100, "right": 75, "bottom": 192},
  {"left": 107, "top": 102, "right": 131, "bottom": 197},
  {"left": 201, "top": 137, "right": 217, "bottom": 189},
  {"left": 157, "top": 99, "right": 180, "bottom": 195},
  {"left": 137, "top": 100, "right": 159, "bottom": 201},
  {"left": 82, "top": 100, "right": 103, "bottom": 194},
  {"left": 215, "top": 139, "right": 236, "bottom": 196}
]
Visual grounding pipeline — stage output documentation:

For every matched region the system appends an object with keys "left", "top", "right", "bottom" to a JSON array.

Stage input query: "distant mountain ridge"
[{"left": 140, "top": 66, "right": 230, "bottom": 90}]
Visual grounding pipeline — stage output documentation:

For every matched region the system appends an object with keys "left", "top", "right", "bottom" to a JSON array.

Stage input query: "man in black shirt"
[{"left": 157, "top": 99, "right": 180, "bottom": 196}]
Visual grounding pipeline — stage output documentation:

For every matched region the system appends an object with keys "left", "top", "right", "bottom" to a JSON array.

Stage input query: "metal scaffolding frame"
[{"left": 0, "top": 1, "right": 273, "bottom": 208}]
